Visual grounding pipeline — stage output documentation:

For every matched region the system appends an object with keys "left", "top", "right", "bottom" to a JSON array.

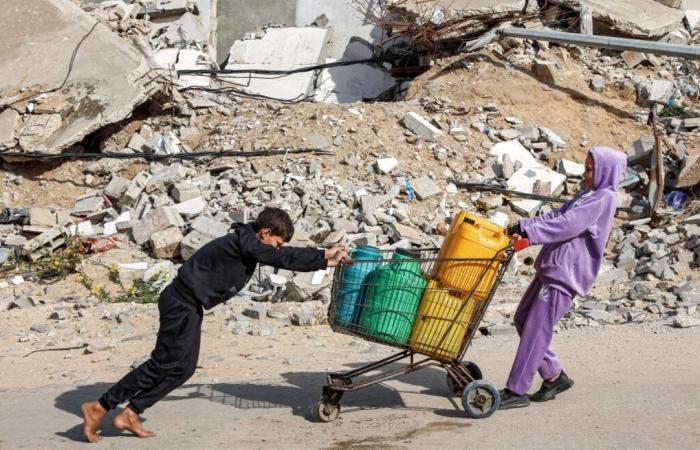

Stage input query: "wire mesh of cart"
[{"left": 312, "top": 245, "right": 514, "bottom": 422}]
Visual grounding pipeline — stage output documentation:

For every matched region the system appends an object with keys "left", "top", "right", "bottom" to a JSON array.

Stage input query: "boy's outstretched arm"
[
  {"left": 239, "top": 231, "right": 347, "bottom": 271},
  {"left": 521, "top": 194, "right": 608, "bottom": 245}
]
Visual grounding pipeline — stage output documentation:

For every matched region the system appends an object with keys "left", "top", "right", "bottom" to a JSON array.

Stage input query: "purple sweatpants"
[{"left": 506, "top": 278, "right": 573, "bottom": 396}]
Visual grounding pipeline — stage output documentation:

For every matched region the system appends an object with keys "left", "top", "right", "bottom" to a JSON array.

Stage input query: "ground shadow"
[
  {"left": 53, "top": 382, "right": 145, "bottom": 442},
  {"left": 52, "top": 361, "right": 462, "bottom": 441}
]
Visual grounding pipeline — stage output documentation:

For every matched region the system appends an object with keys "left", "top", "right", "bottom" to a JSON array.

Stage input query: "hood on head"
[{"left": 589, "top": 146, "right": 627, "bottom": 191}]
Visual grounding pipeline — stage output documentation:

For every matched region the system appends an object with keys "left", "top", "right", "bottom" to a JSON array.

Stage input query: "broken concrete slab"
[
  {"left": 132, "top": 206, "right": 184, "bottom": 245},
  {"left": 0, "top": 109, "right": 20, "bottom": 150},
  {"left": 558, "top": 159, "right": 585, "bottom": 177},
  {"left": 550, "top": 0, "right": 685, "bottom": 38},
  {"left": 174, "top": 196, "right": 206, "bottom": 217},
  {"left": 150, "top": 226, "right": 183, "bottom": 259},
  {"left": 489, "top": 140, "right": 542, "bottom": 169},
  {"left": 532, "top": 60, "right": 560, "bottom": 85},
  {"left": 676, "top": 147, "right": 700, "bottom": 188},
  {"left": 411, "top": 176, "right": 443, "bottom": 200},
  {"left": 181, "top": 230, "right": 213, "bottom": 260},
  {"left": 72, "top": 192, "right": 104, "bottom": 216},
  {"left": 223, "top": 27, "right": 329, "bottom": 102},
  {"left": 508, "top": 167, "right": 567, "bottom": 216},
  {"left": 403, "top": 112, "right": 444, "bottom": 140},
  {"left": 0, "top": 0, "right": 158, "bottom": 155},
  {"left": 29, "top": 207, "right": 57, "bottom": 227},
  {"left": 686, "top": 9, "right": 700, "bottom": 30}
]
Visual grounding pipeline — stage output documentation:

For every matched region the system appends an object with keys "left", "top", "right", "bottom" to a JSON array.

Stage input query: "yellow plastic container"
[
  {"left": 409, "top": 280, "right": 477, "bottom": 360},
  {"left": 433, "top": 212, "right": 509, "bottom": 301}
]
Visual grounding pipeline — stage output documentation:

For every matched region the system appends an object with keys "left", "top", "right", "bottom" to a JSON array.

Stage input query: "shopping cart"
[{"left": 313, "top": 245, "right": 514, "bottom": 422}]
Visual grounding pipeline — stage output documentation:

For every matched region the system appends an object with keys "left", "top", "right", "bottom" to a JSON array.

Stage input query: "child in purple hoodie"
[{"left": 499, "top": 146, "right": 627, "bottom": 409}]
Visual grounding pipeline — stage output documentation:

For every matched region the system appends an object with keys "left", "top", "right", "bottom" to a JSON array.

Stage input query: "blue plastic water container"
[{"left": 335, "top": 245, "right": 381, "bottom": 328}]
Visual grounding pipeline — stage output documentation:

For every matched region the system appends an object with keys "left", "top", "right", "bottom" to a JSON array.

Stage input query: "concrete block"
[
  {"left": 686, "top": 9, "right": 700, "bottom": 29},
  {"left": 103, "top": 211, "right": 132, "bottom": 236},
  {"left": 539, "top": 127, "right": 567, "bottom": 148},
  {"left": 627, "top": 136, "right": 655, "bottom": 165},
  {"left": 558, "top": 159, "right": 585, "bottom": 177},
  {"left": 190, "top": 216, "right": 229, "bottom": 238},
  {"left": 172, "top": 182, "right": 201, "bottom": 202},
  {"left": 621, "top": 51, "right": 647, "bottom": 68},
  {"left": 0, "top": 0, "right": 156, "bottom": 154},
  {"left": 0, "top": 109, "right": 20, "bottom": 150},
  {"left": 173, "top": 196, "right": 206, "bottom": 217},
  {"left": 223, "top": 27, "right": 328, "bottom": 102},
  {"left": 683, "top": 118, "right": 700, "bottom": 129},
  {"left": 489, "top": 140, "right": 542, "bottom": 169},
  {"left": 532, "top": 60, "right": 559, "bottom": 84},
  {"left": 73, "top": 192, "right": 104, "bottom": 216},
  {"left": 76, "top": 221, "right": 95, "bottom": 236},
  {"left": 402, "top": 112, "right": 444, "bottom": 140},
  {"left": 676, "top": 147, "right": 700, "bottom": 188},
  {"left": 132, "top": 206, "right": 184, "bottom": 245},
  {"left": 119, "top": 171, "right": 150, "bottom": 207},
  {"left": 150, "top": 226, "right": 183, "bottom": 259},
  {"left": 508, "top": 167, "right": 567, "bottom": 216},
  {"left": 104, "top": 176, "right": 129, "bottom": 201},
  {"left": 29, "top": 207, "right": 56, "bottom": 227},
  {"left": 376, "top": 158, "right": 399, "bottom": 174},
  {"left": 647, "top": 79, "right": 674, "bottom": 104},
  {"left": 181, "top": 230, "right": 214, "bottom": 260},
  {"left": 145, "top": 163, "right": 186, "bottom": 194},
  {"left": 590, "top": 75, "right": 606, "bottom": 92},
  {"left": 0, "top": 247, "right": 12, "bottom": 265},
  {"left": 411, "top": 176, "right": 443, "bottom": 200}
]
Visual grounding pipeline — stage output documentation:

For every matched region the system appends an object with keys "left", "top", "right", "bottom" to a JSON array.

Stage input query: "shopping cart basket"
[{"left": 313, "top": 245, "right": 514, "bottom": 422}]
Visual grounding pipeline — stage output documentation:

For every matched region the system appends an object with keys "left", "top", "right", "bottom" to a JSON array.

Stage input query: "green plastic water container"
[{"left": 359, "top": 249, "right": 427, "bottom": 345}]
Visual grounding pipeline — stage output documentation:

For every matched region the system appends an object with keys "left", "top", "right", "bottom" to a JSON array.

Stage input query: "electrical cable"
[{"left": 0, "top": 148, "right": 332, "bottom": 161}]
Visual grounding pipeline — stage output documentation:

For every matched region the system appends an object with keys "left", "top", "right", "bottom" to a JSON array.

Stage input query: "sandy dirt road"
[{"left": 1, "top": 324, "right": 699, "bottom": 449}]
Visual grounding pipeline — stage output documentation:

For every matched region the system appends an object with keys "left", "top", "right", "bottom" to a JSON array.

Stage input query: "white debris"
[
  {"left": 402, "top": 112, "right": 444, "bottom": 140},
  {"left": 376, "top": 157, "right": 399, "bottom": 174},
  {"left": 558, "top": 159, "right": 585, "bottom": 177}
]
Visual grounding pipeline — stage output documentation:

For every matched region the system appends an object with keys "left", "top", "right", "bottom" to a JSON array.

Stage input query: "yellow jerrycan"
[
  {"left": 433, "top": 212, "right": 509, "bottom": 301},
  {"left": 409, "top": 280, "right": 477, "bottom": 360}
]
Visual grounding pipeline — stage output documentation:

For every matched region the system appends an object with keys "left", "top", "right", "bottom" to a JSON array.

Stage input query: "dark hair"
[{"left": 253, "top": 207, "right": 294, "bottom": 242}]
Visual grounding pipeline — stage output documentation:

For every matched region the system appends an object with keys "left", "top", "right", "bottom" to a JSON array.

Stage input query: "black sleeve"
[
  {"left": 506, "top": 223, "right": 528, "bottom": 239},
  {"left": 238, "top": 231, "right": 327, "bottom": 271}
]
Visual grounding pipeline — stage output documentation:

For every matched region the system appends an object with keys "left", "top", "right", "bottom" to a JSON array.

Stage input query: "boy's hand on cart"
[{"left": 325, "top": 243, "right": 350, "bottom": 267}]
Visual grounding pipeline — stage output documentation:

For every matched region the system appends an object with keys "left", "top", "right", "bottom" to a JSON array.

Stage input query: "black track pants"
[{"left": 99, "top": 289, "right": 203, "bottom": 413}]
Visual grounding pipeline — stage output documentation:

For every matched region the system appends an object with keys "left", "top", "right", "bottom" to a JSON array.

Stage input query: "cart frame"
[{"left": 314, "top": 245, "right": 514, "bottom": 421}]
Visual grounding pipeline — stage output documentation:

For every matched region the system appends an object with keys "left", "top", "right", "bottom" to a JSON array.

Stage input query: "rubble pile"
[{"left": 2, "top": 0, "right": 700, "bottom": 341}]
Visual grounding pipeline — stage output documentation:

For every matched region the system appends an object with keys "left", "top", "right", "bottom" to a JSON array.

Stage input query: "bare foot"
[
  {"left": 81, "top": 401, "right": 106, "bottom": 443},
  {"left": 113, "top": 407, "right": 156, "bottom": 439}
]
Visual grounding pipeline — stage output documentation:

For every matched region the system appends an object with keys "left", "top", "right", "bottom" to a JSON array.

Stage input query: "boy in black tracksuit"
[{"left": 81, "top": 207, "right": 349, "bottom": 443}]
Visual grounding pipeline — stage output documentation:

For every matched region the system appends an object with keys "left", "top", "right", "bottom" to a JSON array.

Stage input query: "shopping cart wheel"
[
  {"left": 312, "top": 397, "right": 341, "bottom": 422},
  {"left": 461, "top": 381, "right": 500, "bottom": 419},
  {"left": 446, "top": 361, "right": 483, "bottom": 395}
]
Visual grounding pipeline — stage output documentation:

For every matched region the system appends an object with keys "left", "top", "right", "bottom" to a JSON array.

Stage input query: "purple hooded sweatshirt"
[{"left": 519, "top": 147, "right": 627, "bottom": 298}]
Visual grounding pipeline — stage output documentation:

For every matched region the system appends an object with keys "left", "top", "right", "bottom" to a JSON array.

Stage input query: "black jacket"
[{"left": 171, "top": 223, "right": 327, "bottom": 309}]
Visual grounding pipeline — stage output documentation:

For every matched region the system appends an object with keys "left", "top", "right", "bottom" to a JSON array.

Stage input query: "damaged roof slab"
[
  {"left": 550, "top": 0, "right": 685, "bottom": 38},
  {"left": 0, "top": 0, "right": 157, "bottom": 155},
  {"left": 223, "top": 27, "right": 329, "bottom": 102}
]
